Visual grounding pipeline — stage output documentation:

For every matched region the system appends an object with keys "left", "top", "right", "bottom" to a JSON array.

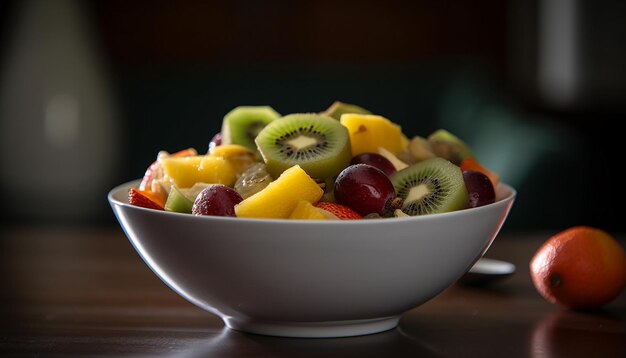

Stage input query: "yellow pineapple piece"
[
  {"left": 340, "top": 114, "right": 407, "bottom": 155},
  {"left": 160, "top": 155, "right": 238, "bottom": 188},
  {"left": 289, "top": 200, "right": 337, "bottom": 220},
  {"left": 210, "top": 144, "right": 255, "bottom": 159},
  {"left": 235, "top": 165, "right": 323, "bottom": 219}
]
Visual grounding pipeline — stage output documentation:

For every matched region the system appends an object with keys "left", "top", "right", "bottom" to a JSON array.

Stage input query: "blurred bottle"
[{"left": 0, "top": 0, "right": 122, "bottom": 223}]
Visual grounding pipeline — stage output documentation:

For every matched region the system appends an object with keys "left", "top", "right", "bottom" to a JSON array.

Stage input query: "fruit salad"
[{"left": 128, "top": 101, "right": 501, "bottom": 220}]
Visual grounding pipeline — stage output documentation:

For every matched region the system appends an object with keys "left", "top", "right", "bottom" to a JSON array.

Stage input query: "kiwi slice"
[
  {"left": 390, "top": 157, "right": 469, "bottom": 216},
  {"left": 427, "top": 129, "right": 473, "bottom": 165},
  {"left": 164, "top": 185, "right": 194, "bottom": 213},
  {"left": 255, "top": 113, "right": 352, "bottom": 180},
  {"left": 322, "top": 101, "right": 371, "bottom": 120},
  {"left": 221, "top": 106, "right": 281, "bottom": 153}
]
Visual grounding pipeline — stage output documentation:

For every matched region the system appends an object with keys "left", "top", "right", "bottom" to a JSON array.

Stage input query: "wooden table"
[{"left": 1, "top": 227, "right": 625, "bottom": 357}]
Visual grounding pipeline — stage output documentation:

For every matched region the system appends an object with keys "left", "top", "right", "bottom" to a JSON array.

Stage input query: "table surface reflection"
[{"left": 1, "top": 227, "right": 625, "bottom": 357}]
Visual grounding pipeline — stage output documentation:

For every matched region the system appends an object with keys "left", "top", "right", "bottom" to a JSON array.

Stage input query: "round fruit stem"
[
  {"left": 549, "top": 274, "right": 562, "bottom": 288},
  {"left": 390, "top": 197, "right": 404, "bottom": 210}
]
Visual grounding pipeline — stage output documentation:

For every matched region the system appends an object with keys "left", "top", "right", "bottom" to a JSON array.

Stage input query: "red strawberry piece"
[
  {"left": 315, "top": 202, "right": 362, "bottom": 220},
  {"left": 128, "top": 188, "right": 164, "bottom": 210}
]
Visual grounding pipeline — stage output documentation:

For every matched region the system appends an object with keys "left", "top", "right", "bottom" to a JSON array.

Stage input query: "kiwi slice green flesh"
[
  {"left": 322, "top": 101, "right": 372, "bottom": 120},
  {"left": 390, "top": 157, "right": 469, "bottom": 216},
  {"left": 164, "top": 185, "right": 193, "bottom": 214},
  {"left": 255, "top": 113, "right": 352, "bottom": 180},
  {"left": 221, "top": 106, "right": 281, "bottom": 153}
]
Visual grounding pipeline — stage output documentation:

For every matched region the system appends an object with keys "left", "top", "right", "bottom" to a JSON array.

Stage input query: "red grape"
[
  {"left": 192, "top": 184, "right": 242, "bottom": 217},
  {"left": 334, "top": 164, "right": 398, "bottom": 216},
  {"left": 462, "top": 170, "right": 496, "bottom": 208},
  {"left": 350, "top": 153, "right": 396, "bottom": 176}
]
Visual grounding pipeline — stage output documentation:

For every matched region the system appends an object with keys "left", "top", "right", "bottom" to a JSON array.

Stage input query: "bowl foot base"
[{"left": 224, "top": 316, "right": 400, "bottom": 338}]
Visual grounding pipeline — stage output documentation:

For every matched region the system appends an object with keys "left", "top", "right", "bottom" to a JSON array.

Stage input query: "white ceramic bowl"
[{"left": 108, "top": 180, "right": 516, "bottom": 338}]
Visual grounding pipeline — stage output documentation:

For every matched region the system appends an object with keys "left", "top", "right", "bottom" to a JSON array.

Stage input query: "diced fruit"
[
  {"left": 178, "top": 183, "right": 213, "bottom": 202},
  {"left": 462, "top": 170, "right": 496, "bottom": 208},
  {"left": 340, "top": 114, "right": 407, "bottom": 155},
  {"left": 391, "top": 158, "right": 469, "bottom": 216},
  {"left": 128, "top": 188, "right": 164, "bottom": 210},
  {"left": 315, "top": 202, "right": 362, "bottom": 220},
  {"left": 322, "top": 101, "right": 372, "bottom": 120},
  {"left": 164, "top": 185, "right": 194, "bottom": 213},
  {"left": 139, "top": 148, "right": 197, "bottom": 203},
  {"left": 460, "top": 156, "right": 500, "bottom": 187},
  {"left": 334, "top": 164, "right": 401, "bottom": 217},
  {"left": 255, "top": 113, "right": 352, "bottom": 180},
  {"left": 407, "top": 136, "right": 436, "bottom": 162},
  {"left": 234, "top": 162, "right": 273, "bottom": 199},
  {"left": 377, "top": 147, "right": 409, "bottom": 171},
  {"left": 289, "top": 200, "right": 337, "bottom": 220},
  {"left": 160, "top": 149, "right": 254, "bottom": 189},
  {"left": 320, "top": 177, "right": 336, "bottom": 203},
  {"left": 209, "top": 143, "right": 255, "bottom": 159},
  {"left": 209, "top": 132, "right": 222, "bottom": 151},
  {"left": 350, "top": 152, "right": 396, "bottom": 177},
  {"left": 221, "top": 106, "right": 281, "bottom": 153},
  {"left": 427, "top": 129, "right": 472, "bottom": 165},
  {"left": 234, "top": 165, "right": 324, "bottom": 219},
  {"left": 192, "top": 185, "right": 243, "bottom": 217},
  {"left": 393, "top": 209, "right": 410, "bottom": 218}
]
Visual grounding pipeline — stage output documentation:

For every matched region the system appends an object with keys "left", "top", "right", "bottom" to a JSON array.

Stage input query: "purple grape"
[
  {"left": 350, "top": 153, "right": 396, "bottom": 176},
  {"left": 462, "top": 170, "right": 496, "bottom": 208},
  {"left": 192, "top": 184, "right": 242, "bottom": 217},
  {"left": 334, "top": 164, "right": 398, "bottom": 216}
]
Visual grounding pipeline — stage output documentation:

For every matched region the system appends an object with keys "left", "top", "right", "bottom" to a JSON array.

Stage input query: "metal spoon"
[{"left": 458, "top": 258, "right": 516, "bottom": 285}]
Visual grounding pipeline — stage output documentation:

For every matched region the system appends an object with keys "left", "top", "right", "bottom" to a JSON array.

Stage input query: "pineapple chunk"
[
  {"left": 235, "top": 165, "right": 323, "bottom": 219},
  {"left": 289, "top": 200, "right": 337, "bottom": 220},
  {"left": 160, "top": 155, "right": 238, "bottom": 188},
  {"left": 340, "top": 114, "right": 407, "bottom": 155}
]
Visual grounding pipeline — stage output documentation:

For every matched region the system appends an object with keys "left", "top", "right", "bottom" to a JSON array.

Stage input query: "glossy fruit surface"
[
  {"left": 315, "top": 202, "right": 362, "bottom": 220},
  {"left": 530, "top": 226, "right": 626, "bottom": 308},
  {"left": 128, "top": 188, "right": 164, "bottom": 210},
  {"left": 255, "top": 114, "right": 351, "bottom": 180},
  {"left": 463, "top": 170, "right": 496, "bottom": 208},
  {"left": 192, "top": 185, "right": 243, "bottom": 217},
  {"left": 460, "top": 156, "right": 500, "bottom": 187},
  {"left": 334, "top": 164, "right": 397, "bottom": 216},
  {"left": 289, "top": 200, "right": 337, "bottom": 220},
  {"left": 350, "top": 153, "right": 396, "bottom": 176},
  {"left": 209, "top": 132, "right": 222, "bottom": 151},
  {"left": 340, "top": 114, "right": 407, "bottom": 155},
  {"left": 234, "top": 165, "right": 323, "bottom": 219}
]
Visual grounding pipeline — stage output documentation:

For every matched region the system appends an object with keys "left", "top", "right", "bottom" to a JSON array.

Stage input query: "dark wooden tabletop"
[{"left": 1, "top": 226, "right": 625, "bottom": 357}]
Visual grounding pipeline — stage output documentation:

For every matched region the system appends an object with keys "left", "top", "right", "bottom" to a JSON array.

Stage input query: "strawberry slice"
[
  {"left": 128, "top": 188, "right": 164, "bottom": 210},
  {"left": 315, "top": 202, "right": 362, "bottom": 220}
]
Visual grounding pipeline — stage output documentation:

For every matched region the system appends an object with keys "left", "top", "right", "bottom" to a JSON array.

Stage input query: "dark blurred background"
[{"left": 1, "top": 0, "right": 625, "bottom": 232}]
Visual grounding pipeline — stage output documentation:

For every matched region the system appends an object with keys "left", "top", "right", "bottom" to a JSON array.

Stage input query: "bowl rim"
[{"left": 108, "top": 179, "right": 516, "bottom": 225}]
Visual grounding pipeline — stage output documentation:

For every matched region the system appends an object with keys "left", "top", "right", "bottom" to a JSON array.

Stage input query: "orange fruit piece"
[{"left": 530, "top": 226, "right": 626, "bottom": 308}]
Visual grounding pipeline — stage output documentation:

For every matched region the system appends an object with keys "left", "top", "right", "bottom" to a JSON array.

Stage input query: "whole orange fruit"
[{"left": 530, "top": 226, "right": 626, "bottom": 308}]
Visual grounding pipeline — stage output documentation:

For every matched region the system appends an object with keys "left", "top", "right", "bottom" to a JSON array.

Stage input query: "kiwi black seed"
[
  {"left": 255, "top": 113, "right": 352, "bottom": 180},
  {"left": 390, "top": 157, "right": 469, "bottom": 216}
]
